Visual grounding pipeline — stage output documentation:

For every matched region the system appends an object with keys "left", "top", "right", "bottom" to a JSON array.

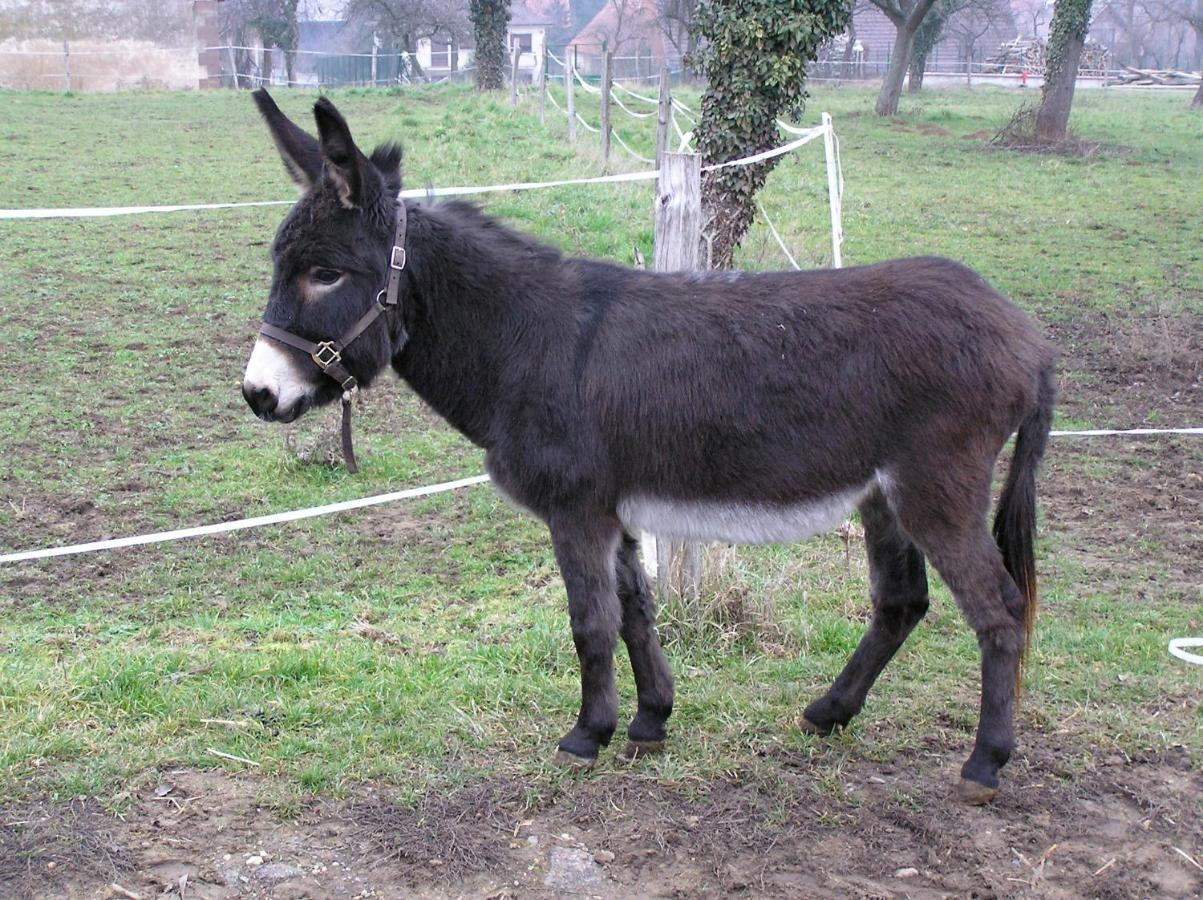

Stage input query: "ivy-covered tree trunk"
[
  {"left": 907, "top": 0, "right": 952, "bottom": 93},
  {"left": 1034, "top": 0, "right": 1092, "bottom": 141},
  {"left": 470, "top": 0, "right": 510, "bottom": 91},
  {"left": 692, "top": 0, "right": 852, "bottom": 269}
]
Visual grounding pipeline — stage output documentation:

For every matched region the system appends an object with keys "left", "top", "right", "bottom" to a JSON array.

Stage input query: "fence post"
[
  {"left": 538, "top": 43, "right": 547, "bottom": 126},
  {"left": 822, "top": 112, "right": 843, "bottom": 268},
  {"left": 226, "top": 44, "right": 238, "bottom": 88},
  {"left": 655, "top": 66, "right": 670, "bottom": 162},
  {"left": 566, "top": 51, "right": 577, "bottom": 143},
  {"left": 652, "top": 151, "right": 704, "bottom": 601},
  {"left": 510, "top": 44, "right": 519, "bottom": 106},
  {"left": 62, "top": 40, "right": 70, "bottom": 93},
  {"left": 371, "top": 38, "right": 378, "bottom": 86},
  {"left": 600, "top": 50, "right": 613, "bottom": 169}
]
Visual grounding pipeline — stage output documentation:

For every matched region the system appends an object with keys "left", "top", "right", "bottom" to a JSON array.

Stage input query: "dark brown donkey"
[{"left": 241, "top": 91, "right": 1056, "bottom": 804}]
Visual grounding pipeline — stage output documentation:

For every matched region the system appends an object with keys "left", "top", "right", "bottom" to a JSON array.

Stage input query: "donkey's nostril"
[{"left": 242, "top": 383, "right": 277, "bottom": 419}]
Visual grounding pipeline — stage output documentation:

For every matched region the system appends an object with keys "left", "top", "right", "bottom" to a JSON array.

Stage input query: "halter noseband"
[{"left": 258, "top": 202, "right": 409, "bottom": 474}]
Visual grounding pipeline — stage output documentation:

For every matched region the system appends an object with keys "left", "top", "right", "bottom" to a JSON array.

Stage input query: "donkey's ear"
[
  {"left": 252, "top": 89, "right": 321, "bottom": 190},
  {"left": 313, "top": 97, "right": 374, "bottom": 210}
]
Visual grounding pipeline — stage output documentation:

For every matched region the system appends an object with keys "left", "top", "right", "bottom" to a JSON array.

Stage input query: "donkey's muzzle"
[
  {"left": 242, "top": 382, "right": 311, "bottom": 423},
  {"left": 242, "top": 383, "right": 279, "bottom": 421}
]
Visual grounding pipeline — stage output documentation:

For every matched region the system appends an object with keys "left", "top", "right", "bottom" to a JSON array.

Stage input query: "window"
[
  {"left": 511, "top": 32, "right": 533, "bottom": 55},
  {"left": 430, "top": 43, "right": 451, "bottom": 69}
]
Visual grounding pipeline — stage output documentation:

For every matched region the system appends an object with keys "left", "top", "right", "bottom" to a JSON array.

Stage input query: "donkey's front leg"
[
  {"left": 615, "top": 533, "right": 674, "bottom": 758},
  {"left": 549, "top": 513, "right": 623, "bottom": 766}
]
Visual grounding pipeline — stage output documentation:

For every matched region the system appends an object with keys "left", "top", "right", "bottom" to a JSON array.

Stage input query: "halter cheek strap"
[{"left": 258, "top": 202, "right": 409, "bottom": 474}]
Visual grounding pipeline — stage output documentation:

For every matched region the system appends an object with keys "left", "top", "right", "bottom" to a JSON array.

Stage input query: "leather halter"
[{"left": 258, "top": 202, "right": 409, "bottom": 474}]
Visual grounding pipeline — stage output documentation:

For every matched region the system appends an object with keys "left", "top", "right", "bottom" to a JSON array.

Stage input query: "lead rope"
[{"left": 341, "top": 387, "right": 359, "bottom": 474}]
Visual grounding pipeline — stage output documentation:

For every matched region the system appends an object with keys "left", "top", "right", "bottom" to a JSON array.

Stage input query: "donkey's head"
[{"left": 242, "top": 90, "right": 405, "bottom": 423}]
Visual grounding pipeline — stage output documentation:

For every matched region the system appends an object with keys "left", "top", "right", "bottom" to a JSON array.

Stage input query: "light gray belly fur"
[{"left": 617, "top": 482, "right": 875, "bottom": 545}]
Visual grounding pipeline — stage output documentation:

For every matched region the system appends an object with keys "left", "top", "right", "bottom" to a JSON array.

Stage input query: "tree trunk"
[
  {"left": 1192, "top": 79, "right": 1203, "bottom": 109},
  {"left": 1034, "top": 0, "right": 1092, "bottom": 142},
  {"left": 470, "top": 0, "right": 510, "bottom": 91},
  {"left": 908, "top": 48, "right": 928, "bottom": 92},
  {"left": 875, "top": 26, "right": 915, "bottom": 115}
]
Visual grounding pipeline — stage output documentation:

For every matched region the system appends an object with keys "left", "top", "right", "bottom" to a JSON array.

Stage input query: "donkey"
[{"left": 241, "top": 91, "right": 1056, "bottom": 804}]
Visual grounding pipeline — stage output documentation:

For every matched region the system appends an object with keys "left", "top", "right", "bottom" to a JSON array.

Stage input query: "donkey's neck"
[{"left": 393, "top": 202, "right": 570, "bottom": 449}]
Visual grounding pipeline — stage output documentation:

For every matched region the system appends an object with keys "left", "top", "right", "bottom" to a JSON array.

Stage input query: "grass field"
[{"left": 0, "top": 83, "right": 1200, "bottom": 897}]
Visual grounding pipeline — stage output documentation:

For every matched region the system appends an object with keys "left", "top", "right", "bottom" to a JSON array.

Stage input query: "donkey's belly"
[{"left": 617, "top": 484, "right": 872, "bottom": 545}]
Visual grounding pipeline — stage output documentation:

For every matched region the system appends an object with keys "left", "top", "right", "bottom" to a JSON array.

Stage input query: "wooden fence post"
[
  {"left": 538, "top": 43, "right": 547, "bottom": 126},
  {"left": 655, "top": 66, "right": 671, "bottom": 162},
  {"left": 62, "top": 41, "right": 71, "bottom": 93},
  {"left": 510, "top": 44, "right": 519, "bottom": 106},
  {"left": 600, "top": 50, "right": 613, "bottom": 169},
  {"left": 566, "top": 50, "right": 577, "bottom": 143},
  {"left": 652, "top": 151, "right": 704, "bottom": 601}
]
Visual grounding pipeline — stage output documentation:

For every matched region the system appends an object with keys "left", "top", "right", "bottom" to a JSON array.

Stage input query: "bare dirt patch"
[
  {"left": 4, "top": 733, "right": 1199, "bottom": 899},
  {"left": 1048, "top": 309, "right": 1203, "bottom": 427}
]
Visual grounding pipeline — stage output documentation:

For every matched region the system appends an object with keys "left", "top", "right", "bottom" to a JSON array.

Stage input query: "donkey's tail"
[{"left": 993, "top": 365, "right": 1056, "bottom": 676}]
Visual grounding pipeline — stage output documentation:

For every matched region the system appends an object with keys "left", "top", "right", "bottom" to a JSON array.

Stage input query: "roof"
[{"left": 568, "top": 0, "right": 669, "bottom": 56}]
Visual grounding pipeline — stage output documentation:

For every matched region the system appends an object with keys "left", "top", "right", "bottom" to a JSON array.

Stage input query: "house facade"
[{"left": 416, "top": 1, "right": 555, "bottom": 79}]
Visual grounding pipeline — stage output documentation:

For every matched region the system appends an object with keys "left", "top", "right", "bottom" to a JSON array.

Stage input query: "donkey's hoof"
[
  {"left": 799, "top": 716, "right": 833, "bottom": 736},
  {"left": 618, "top": 739, "right": 665, "bottom": 762},
  {"left": 955, "top": 777, "right": 998, "bottom": 805},
  {"left": 553, "top": 749, "right": 598, "bottom": 770}
]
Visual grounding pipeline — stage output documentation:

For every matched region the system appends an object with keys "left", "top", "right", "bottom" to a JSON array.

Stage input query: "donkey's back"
[{"left": 562, "top": 255, "right": 1054, "bottom": 535}]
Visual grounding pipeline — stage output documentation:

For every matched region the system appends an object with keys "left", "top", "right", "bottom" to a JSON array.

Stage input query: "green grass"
[{"left": 0, "top": 84, "right": 1199, "bottom": 804}]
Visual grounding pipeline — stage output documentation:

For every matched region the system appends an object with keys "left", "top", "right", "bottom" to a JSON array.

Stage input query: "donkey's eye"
[{"left": 310, "top": 267, "right": 343, "bottom": 285}]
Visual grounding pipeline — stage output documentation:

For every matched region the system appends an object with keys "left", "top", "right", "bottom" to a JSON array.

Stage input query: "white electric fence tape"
[
  {"left": 0, "top": 475, "right": 492, "bottom": 564},
  {"left": 1168, "top": 638, "right": 1203, "bottom": 666},
  {"left": 614, "top": 82, "right": 659, "bottom": 105},
  {"left": 612, "top": 128, "right": 655, "bottom": 164},
  {"left": 610, "top": 90, "right": 658, "bottom": 119},
  {"left": 0, "top": 125, "right": 831, "bottom": 221}
]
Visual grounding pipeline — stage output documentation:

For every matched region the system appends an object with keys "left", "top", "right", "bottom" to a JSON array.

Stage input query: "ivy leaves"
[{"left": 691, "top": 0, "right": 852, "bottom": 267}]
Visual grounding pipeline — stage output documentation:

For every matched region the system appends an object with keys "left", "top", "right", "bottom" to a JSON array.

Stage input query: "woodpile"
[
  {"left": 1106, "top": 66, "right": 1202, "bottom": 87},
  {"left": 984, "top": 38, "right": 1110, "bottom": 76}
]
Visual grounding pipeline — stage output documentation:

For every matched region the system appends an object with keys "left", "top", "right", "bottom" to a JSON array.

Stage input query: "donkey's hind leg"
[
  {"left": 802, "top": 488, "right": 929, "bottom": 735},
  {"left": 615, "top": 533, "right": 674, "bottom": 759},
  {"left": 890, "top": 474, "right": 1027, "bottom": 804},
  {"left": 549, "top": 513, "right": 624, "bottom": 766}
]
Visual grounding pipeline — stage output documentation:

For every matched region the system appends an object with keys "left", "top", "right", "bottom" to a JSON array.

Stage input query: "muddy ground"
[
  {"left": 2, "top": 312, "right": 1200, "bottom": 899},
  {"left": 3, "top": 736, "right": 1200, "bottom": 899}
]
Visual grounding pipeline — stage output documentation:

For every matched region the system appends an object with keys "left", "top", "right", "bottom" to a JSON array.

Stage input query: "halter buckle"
[
  {"left": 311, "top": 341, "right": 341, "bottom": 369},
  {"left": 390, "top": 246, "right": 407, "bottom": 270}
]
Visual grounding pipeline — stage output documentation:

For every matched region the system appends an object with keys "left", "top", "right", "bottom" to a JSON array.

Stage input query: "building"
[
  {"left": 567, "top": 0, "right": 681, "bottom": 78},
  {"left": 416, "top": 1, "right": 557, "bottom": 80}
]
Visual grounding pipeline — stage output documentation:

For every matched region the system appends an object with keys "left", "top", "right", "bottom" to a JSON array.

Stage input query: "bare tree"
[
  {"left": 868, "top": 0, "right": 941, "bottom": 114},
  {"left": 654, "top": 0, "right": 698, "bottom": 62},
  {"left": 1012, "top": 0, "right": 1052, "bottom": 35},
  {"left": 341, "top": 0, "right": 471, "bottom": 77},
  {"left": 220, "top": 0, "right": 302, "bottom": 83},
  {"left": 591, "top": 0, "right": 643, "bottom": 54},
  {"left": 945, "top": 0, "right": 1013, "bottom": 66}
]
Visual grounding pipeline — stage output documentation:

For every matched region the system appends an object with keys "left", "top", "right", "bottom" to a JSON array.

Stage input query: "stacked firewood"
[
  {"left": 1106, "top": 66, "right": 1202, "bottom": 87},
  {"left": 984, "top": 38, "right": 1110, "bottom": 76}
]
